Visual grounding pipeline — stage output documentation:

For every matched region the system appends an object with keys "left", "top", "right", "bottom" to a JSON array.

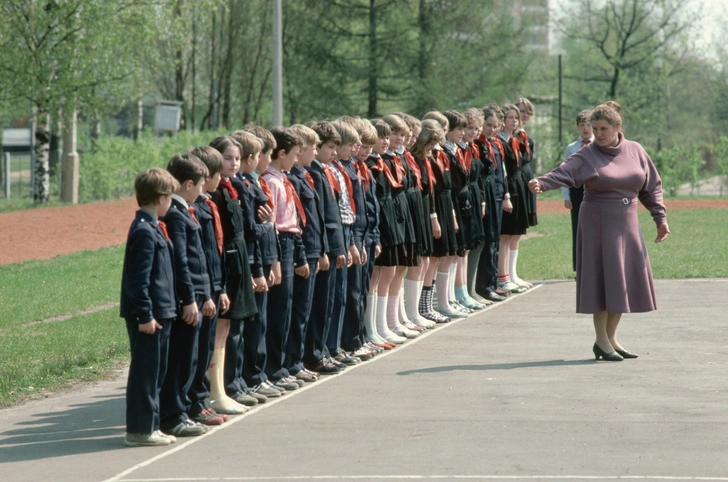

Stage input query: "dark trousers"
[
  {"left": 304, "top": 253, "right": 337, "bottom": 364},
  {"left": 125, "top": 317, "right": 172, "bottom": 434},
  {"left": 328, "top": 225, "right": 351, "bottom": 351},
  {"left": 569, "top": 186, "right": 584, "bottom": 271},
  {"left": 265, "top": 233, "right": 295, "bottom": 381},
  {"left": 475, "top": 199, "right": 503, "bottom": 296},
  {"left": 188, "top": 292, "right": 220, "bottom": 417},
  {"left": 341, "top": 239, "right": 364, "bottom": 352},
  {"left": 359, "top": 240, "right": 377, "bottom": 343},
  {"left": 286, "top": 258, "right": 318, "bottom": 374},
  {"left": 243, "top": 264, "right": 271, "bottom": 387},
  {"left": 160, "top": 295, "right": 204, "bottom": 430}
]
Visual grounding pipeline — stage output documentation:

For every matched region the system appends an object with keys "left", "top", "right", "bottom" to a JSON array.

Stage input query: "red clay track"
[{"left": 0, "top": 197, "right": 726, "bottom": 265}]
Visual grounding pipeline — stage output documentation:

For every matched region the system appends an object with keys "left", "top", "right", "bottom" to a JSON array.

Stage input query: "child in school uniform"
[
  {"left": 242, "top": 126, "right": 286, "bottom": 398},
  {"left": 335, "top": 116, "right": 378, "bottom": 361},
  {"left": 327, "top": 122, "right": 365, "bottom": 365},
  {"left": 208, "top": 136, "right": 258, "bottom": 415},
  {"left": 561, "top": 110, "right": 594, "bottom": 271},
  {"left": 286, "top": 123, "right": 331, "bottom": 380},
  {"left": 366, "top": 120, "right": 408, "bottom": 344},
  {"left": 381, "top": 115, "right": 421, "bottom": 339},
  {"left": 303, "top": 121, "right": 348, "bottom": 374},
  {"left": 438, "top": 110, "right": 474, "bottom": 318},
  {"left": 497, "top": 104, "right": 531, "bottom": 294},
  {"left": 159, "top": 154, "right": 214, "bottom": 437},
  {"left": 394, "top": 113, "right": 435, "bottom": 330},
  {"left": 351, "top": 119, "right": 386, "bottom": 353},
  {"left": 409, "top": 119, "right": 447, "bottom": 324},
  {"left": 458, "top": 108, "right": 487, "bottom": 310},
  {"left": 187, "top": 146, "right": 231, "bottom": 425},
  {"left": 510, "top": 97, "right": 538, "bottom": 289},
  {"left": 262, "top": 127, "right": 309, "bottom": 390},
  {"left": 121, "top": 168, "right": 179, "bottom": 447},
  {"left": 421, "top": 110, "right": 461, "bottom": 320},
  {"left": 473, "top": 105, "right": 510, "bottom": 303}
]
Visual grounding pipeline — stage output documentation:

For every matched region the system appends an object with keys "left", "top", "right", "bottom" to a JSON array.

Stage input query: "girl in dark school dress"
[
  {"left": 497, "top": 104, "right": 530, "bottom": 293},
  {"left": 367, "top": 120, "right": 408, "bottom": 345},
  {"left": 439, "top": 110, "right": 476, "bottom": 317},
  {"left": 513, "top": 97, "right": 537, "bottom": 289},
  {"left": 421, "top": 111, "right": 464, "bottom": 320},
  {"left": 458, "top": 108, "right": 487, "bottom": 310},
  {"left": 409, "top": 119, "right": 447, "bottom": 325},
  {"left": 380, "top": 114, "right": 421, "bottom": 339},
  {"left": 395, "top": 113, "right": 436, "bottom": 329},
  {"left": 208, "top": 136, "right": 257, "bottom": 415}
]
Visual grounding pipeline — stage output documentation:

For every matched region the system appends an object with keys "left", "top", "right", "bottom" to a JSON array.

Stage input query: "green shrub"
[{"left": 78, "top": 130, "right": 229, "bottom": 202}]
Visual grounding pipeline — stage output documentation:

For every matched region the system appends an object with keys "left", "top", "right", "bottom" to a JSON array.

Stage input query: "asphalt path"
[{"left": 2, "top": 279, "right": 728, "bottom": 482}]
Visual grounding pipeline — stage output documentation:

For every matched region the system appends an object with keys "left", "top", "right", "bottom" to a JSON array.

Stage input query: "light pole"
[{"left": 272, "top": 0, "right": 283, "bottom": 127}]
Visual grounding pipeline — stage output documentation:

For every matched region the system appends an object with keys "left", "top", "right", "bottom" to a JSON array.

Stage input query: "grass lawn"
[
  {"left": 520, "top": 208, "right": 728, "bottom": 280},
  {"left": 0, "top": 207, "right": 726, "bottom": 407}
]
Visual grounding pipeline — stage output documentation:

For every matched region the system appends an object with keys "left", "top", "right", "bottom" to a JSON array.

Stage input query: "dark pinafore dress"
[
  {"left": 430, "top": 148, "right": 458, "bottom": 257},
  {"left": 444, "top": 141, "right": 480, "bottom": 253},
  {"left": 414, "top": 153, "right": 435, "bottom": 257},
  {"left": 499, "top": 133, "right": 530, "bottom": 236},
  {"left": 399, "top": 149, "right": 427, "bottom": 262},
  {"left": 518, "top": 130, "right": 538, "bottom": 226},
  {"left": 465, "top": 141, "right": 486, "bottom": 247},
  {"left": 383, "top": 151, "right": 417, "bottom": 266},
  {"left": 367, "top": 154, "right": 406, "bottom": 267},
  {"left": 212, "top": 182, "right": 257, "bottom": 320}
]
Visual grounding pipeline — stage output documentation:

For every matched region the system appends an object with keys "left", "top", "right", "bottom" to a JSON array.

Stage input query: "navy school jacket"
[
  {"left": 162, "top": 197, "right": 212, "bottom": 306},
  {"left": 287, "top": 164, "right": 327, "bottom": 260},
  {"left": 240, "top": 172, "right": 281, "bottom": 267},
  {"left": 359, "top": 160, "right": 380, "bottom": 247},
  {"left": 231, "top": 174, "right": 264, "bottom": 278},
  {"left": 193, "top": 194, "right": 227, "bottom": 294},
  {"left": 306, "top": 160, "right": 346, "bottom": 257},
  {"left": 338, "top": 159, "right": 368, "bottom": 248},
  {"left": 120, "top": 209, "right": 178, "bottom": 324}
]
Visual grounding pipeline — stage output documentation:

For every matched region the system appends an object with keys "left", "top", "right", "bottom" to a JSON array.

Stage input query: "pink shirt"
[{"left": 262, "top": 166, "right": 302, "bottom": 235}]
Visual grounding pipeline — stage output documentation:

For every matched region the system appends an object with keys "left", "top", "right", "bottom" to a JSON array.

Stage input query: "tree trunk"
[
  {"left": 61, "top": 107, "right": 79, "bottom": 204},
  {"left": 49, "top": 111, "right": 62, "bottom": 179},
  {"left": 367, "top": 0, "right": 378, "bottom": 118},
  {"left": 416, "top": 0, "right": 433, "bottom": 115},
  {"left": 174, "top": 0, "right": 186, "bottom": 130},
  {"left": 609, "top": 65, "right": 620, "bottom": 98},
  {"left": 33, "top": 109, "right": 51, "bottom": 204}
]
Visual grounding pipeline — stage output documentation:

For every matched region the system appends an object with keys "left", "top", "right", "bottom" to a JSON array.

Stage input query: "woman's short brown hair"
[
  {"left": 135, "top": 167, "right": 179, "bottom": 207},
  {"left": 423, "top": 111, "right": 449, "bottom": 131},
  {"left": 382, "top": 114, "right": 409, "bottom": 135},
  {"left": 515, "top": 97, "right": 535, "bottom": 115},
  {"left": 591, "top": 103, "right": 622, "bottom": 128},
  {"left": 443, "top": 110, "right": 468, "bottom": 131},
  {"left": 410, "top": 119, "right": 445, "bottom": 160}
]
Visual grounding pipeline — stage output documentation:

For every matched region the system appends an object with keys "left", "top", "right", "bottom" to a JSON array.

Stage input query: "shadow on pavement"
[
  {"left": 0, "top": 388, "right": 126, "bottom": 463},
  {"left": 397, "top": 358, "right": 595, "bottom": 375}
]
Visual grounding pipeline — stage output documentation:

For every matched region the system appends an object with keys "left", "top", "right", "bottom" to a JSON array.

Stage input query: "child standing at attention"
[
  {"left": 159, "top": 154, "right": 213, "bottom": 437},
  {"left": 121, "top": 168, "right": 179, "bottom": 447},
  {"left": 303, "top": 121, "right": 347, "bottom": 374},
  {"left": 187, "top": 146, "right": 231, "bottom": 425},
  {"left": 208, "top": 136, "right": 258, "bottom": 415},
  {"left": 262, "top": 127, "right": 308, "bottom": 391},
  {"left": 286, "top": 123, "right": 329, "bottom": 381}
]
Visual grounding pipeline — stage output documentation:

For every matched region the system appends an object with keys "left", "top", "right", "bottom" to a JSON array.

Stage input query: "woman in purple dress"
[{"left": 529, "top": 103, "right": 670, "bottom": 361}]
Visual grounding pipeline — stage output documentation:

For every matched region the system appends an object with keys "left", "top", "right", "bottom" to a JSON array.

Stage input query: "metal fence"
[{"left": 1, "top": 152, "right": 33, "bottom": 200}]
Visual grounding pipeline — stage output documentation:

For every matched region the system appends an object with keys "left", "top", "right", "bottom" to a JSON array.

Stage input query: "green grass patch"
[
  {"left": 0, "top": 246, "right": 124, "bottom": 327},
  {"left": 520, "top": 208, "right": 728, "bottom": 280},
  {"left": 0, "top": 306, "right": 129, "bottom": 408}
]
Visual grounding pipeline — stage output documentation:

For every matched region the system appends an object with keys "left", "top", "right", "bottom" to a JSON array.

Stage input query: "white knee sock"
[
  {"left": 510, "top": 249, "right": 525, "bottom": 285},
  {"left": 387, "top": 295, "right": 400, "bottom": 329}
]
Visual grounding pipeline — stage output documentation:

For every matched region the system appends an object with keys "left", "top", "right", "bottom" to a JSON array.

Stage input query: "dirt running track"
[{"left": 1, "top": 197, "right": 726, "bottom": 265}]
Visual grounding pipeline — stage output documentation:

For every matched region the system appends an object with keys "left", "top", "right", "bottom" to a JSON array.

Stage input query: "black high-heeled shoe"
[
  {"left": 615, "top": 348, "right": 638, "bottom": 359},
  {"left": 593, "top": 343, "right": 623, "bottom": 361}
]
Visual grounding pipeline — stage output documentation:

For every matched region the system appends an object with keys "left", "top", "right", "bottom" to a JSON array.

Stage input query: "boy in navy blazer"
[
  {"left": 303, "top": 121, "right": 347, "bottom": 374},
  {"left": 159, "top": 154, "right": 214, "bottom": 438},
  {"left": 120, "top": 168, "right": 179, "bottom": 447}
]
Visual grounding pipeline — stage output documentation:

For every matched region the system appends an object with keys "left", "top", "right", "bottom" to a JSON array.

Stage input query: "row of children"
[{"left": 120, "top": 99, "right": 540, "bottom": 447}]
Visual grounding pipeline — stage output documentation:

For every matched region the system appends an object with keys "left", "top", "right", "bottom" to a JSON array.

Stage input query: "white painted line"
[
  {"left": 115, "top": 475, "right": 728, "bottom": 481},
  {"left": 101, "top": 286, "right": 541, "bottom": 482}
]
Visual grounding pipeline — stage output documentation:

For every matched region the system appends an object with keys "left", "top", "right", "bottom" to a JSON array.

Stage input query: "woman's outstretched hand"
[
  {"left": 528, "top": 179, "right": 542, "bottom": 194},
  {"left": 655, "top": 223, "right": 670, "bottom": 243}
]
